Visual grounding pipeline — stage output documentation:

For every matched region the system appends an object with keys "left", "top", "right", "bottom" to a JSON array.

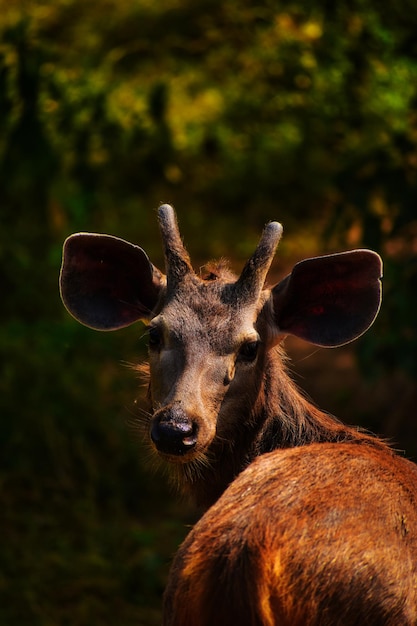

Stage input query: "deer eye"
[
  {"left": 148, "top": 326, "right": 163, "bottom": 350},
  {"left": 237, "top": 340, "right": 259, "bottom": 363}
]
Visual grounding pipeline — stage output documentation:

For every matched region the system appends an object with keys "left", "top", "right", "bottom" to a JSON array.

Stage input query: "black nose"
[{"left": 150, "top": 405, "right": 198, "bottom": 456}]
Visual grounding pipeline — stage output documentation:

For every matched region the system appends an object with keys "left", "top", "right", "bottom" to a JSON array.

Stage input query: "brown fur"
[{"left": 164, "top": 445, "right": 417, "bottom": 625}]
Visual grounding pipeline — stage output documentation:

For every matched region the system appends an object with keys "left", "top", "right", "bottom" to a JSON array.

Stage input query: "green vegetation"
[{"left": 1, "top": 1, "right": 416, "bottom": 623}]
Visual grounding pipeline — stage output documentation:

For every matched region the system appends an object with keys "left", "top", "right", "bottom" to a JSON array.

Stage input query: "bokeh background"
[{"left": 1, "top": 1, "right": 417, "bottom": 624}]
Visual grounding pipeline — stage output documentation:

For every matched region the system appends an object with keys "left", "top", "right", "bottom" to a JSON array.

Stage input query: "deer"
[{"left": 60, "top": 204, "right": 417, "bottom": 625}]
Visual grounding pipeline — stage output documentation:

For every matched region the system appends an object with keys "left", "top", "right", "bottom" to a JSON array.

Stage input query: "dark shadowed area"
[{"left": 1, "top": 1, "right": 416, "bottom": 624}]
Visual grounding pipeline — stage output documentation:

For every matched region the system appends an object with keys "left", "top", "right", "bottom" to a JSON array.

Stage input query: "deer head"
[{"left": 60, "top": 205, "right": 382, "bottom": 477}]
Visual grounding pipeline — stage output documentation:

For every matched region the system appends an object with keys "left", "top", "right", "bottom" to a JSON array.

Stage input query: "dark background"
[{"left": 1, "top": 1, "right": 416, "bottom": 624}]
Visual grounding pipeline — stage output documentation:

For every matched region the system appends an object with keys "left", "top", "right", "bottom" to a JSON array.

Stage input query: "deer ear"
[
  {"left": 60, "top": 233, "right": 165, "bottom": 330},
  {"left": 270, "top": 250, "right": 382, "bottom": 347}
]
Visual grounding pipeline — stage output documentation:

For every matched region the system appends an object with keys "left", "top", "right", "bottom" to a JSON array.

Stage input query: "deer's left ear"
[
  {"left": 269, "top": 250, "right": 382, "bottom": 347},
  {"left": 60, "top": 233, "right": 165, "bottom": 330}
]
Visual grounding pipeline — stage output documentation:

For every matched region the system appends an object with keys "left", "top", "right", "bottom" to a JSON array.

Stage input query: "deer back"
[{"left": 164, "top": 443, "right": 417, "bottom": 626}]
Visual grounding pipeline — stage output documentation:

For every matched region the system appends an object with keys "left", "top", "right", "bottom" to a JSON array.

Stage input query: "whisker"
[
  {"left": 117, "top": 298, "right": 155, "bottom": 317},
  {"left": 292, "top": 348, "right": 322, "bottom": 365}
]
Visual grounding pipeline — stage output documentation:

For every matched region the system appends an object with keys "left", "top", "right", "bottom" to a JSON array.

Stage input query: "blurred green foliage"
[{"left": 1, "top": 0, "right": 417, "bottom": 623}]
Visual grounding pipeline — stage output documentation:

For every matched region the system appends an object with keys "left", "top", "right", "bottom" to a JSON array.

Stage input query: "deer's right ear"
[{"left": 59, "top": 233, "right": 165, "bottom": 330}]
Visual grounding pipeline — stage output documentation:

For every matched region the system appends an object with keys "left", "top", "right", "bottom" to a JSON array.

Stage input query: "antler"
[
  {"left": 234, "top": 221, "right": 283, "bottom": 302},
  {"left": 158, "top": 204, "right": 194, "bottom": 293}
]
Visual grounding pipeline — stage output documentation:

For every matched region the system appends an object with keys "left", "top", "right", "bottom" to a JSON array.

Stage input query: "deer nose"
[{"left": 150, "top": 406, "right": 198, "bottom": 457}]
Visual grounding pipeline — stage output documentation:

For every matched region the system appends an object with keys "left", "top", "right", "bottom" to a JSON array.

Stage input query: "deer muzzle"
[{"left": 150, "top": 405, "right": 199, "bottom": 458}]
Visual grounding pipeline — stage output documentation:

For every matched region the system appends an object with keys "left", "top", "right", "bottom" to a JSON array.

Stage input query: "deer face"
[{"left": 146, "top": 275, "right": 269, "bottom": 462}]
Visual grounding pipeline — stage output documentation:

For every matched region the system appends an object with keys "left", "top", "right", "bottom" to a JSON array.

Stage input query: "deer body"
[{"left": 60, "top": 204, "right": 417, "bottom": 625}]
